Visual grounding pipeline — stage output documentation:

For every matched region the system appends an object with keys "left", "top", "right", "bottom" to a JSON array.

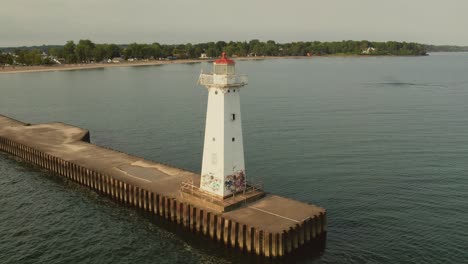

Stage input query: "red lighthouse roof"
[{"left": 214, "top": 52, "right": 235, "bottom": 65}]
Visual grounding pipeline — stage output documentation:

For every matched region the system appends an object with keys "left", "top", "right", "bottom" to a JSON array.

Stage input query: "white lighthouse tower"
[{"left": 198, "top": 52, "right": 248, "bottom": 198}]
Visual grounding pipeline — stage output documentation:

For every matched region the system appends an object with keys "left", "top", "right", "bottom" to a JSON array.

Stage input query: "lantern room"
[
  {"left": 198, "top": 52, "right": 247, "bottom": 88},
  {"left": 213, "top": 52, "right": 235, "bottom": 75}
]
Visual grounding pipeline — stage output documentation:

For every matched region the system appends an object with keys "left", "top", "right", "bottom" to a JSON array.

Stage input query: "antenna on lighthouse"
[{"left": 198, "top": 52, "right": 248, "bottom": 198}]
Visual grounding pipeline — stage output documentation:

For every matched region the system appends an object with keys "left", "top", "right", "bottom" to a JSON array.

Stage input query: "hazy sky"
[{"left": 1, "top": 0, "right": 467, "bottom": 47}]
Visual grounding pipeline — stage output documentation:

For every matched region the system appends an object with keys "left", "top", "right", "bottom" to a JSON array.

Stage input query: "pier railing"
[
  {"left": 180, "top": 178, "right": 263, "bottom": 204},
  {"left": 242, "top": 180, "right": 264, "bottom": 196},
  {"left": 180, "top": 179, "right": 224, "bottom": 203}
]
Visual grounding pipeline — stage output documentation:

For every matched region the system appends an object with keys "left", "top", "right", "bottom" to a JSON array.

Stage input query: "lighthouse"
[{"left": 198, "top": 52, "right": 248, "bottom": 198}]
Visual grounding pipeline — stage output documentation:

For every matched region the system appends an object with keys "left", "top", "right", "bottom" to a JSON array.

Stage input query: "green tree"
[
  {"left": 193, "top": 46, "right": 203, "bottom": 58},
  {"left": 265, "top": 40, "right": 277, "bottom": 56},
  {"left": 63, "top": 41, "right": 77, "bottom": 63},
  {"left": 206, "top": 42, "right": 218, "bottom": 57},
  {"left": 249, "top": 39, "right": 260, "bottom": 51},
  {"left": 94, "top": 44, "right": 108, "bottom": 62},
  {"left": 149, "top": 43, "right": 161, "bottom": 59},
  {"left": 14, "top": 49, "right": 43, "bottom": 65},
  {"left": 107, "top": 44, "right": 121, "bottom": 58},
  {"left": 215, "top": 41, "right": 226, "bottom": 52},
  {"left": 0, "top": 53, "right": 14, "bottom": 65},
  {"left": 2, "top": 39, "right": 427, "bottom": 66},
  {"left": 235, "top": 41, "right": 248, "bottom": 56},
  {"left": 224, "top": 44, "right": 236, "bottom": 56},
  {"left": 76, "top": 39, "right": 96, "bottom": 62},
  {"left": 48, "top": 47, "right": 64, "bottom": 58},
  {"left": 185, "top": 43, "right": 197, "bottom": 58}
]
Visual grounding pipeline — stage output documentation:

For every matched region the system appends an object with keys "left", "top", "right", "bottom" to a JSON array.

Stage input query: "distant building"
[
  {"left": 362, "top": 47, "right": 376, "bottom": 54},
  {"left": 112, "top": 57, "right": 124, "bottom": 63},
  {"left": 52, "top": 58, "right": 62, "bottom": 64},
  {"left": 199, "top": 53, "right": 208, "bottom": 59}
]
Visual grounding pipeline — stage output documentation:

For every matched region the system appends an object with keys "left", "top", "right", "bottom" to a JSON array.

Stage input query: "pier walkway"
[{"left": 0, "top": 115, "right": 326, "bottom": 257}]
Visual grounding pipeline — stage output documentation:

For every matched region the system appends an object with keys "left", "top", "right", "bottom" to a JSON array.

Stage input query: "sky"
[{"left": 1, "top": 0, "right": 467, "bottom": 47}]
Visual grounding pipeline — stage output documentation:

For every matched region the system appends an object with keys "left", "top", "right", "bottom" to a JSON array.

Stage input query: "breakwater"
[{"left": 0, "top": 115, "right": 326, "bottom": 258}]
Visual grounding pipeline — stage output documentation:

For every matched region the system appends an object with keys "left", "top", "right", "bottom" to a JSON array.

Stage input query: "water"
[{"left": 1, "top": 53, "right": 468, "bottom": 263}]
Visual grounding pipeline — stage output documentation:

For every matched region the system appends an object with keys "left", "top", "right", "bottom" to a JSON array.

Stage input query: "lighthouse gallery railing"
[{"left": 198, "top": 73, "right": 248, "bottom": 87}]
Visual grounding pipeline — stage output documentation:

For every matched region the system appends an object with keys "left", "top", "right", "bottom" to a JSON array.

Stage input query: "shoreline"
[{"left": 0, "top": 54, "right": 424, "bottom": 74}]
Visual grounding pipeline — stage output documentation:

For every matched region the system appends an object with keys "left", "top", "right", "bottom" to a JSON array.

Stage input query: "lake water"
[{"left": 1, "top": 53, "right": 468, "bottom": 263}]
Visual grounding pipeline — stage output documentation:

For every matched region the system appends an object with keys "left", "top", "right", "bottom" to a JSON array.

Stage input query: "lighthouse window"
[
  {"left": 215, "top": 91, "right": 218, "bottom": 95},
  {"left": 233, "top": 89, "right": 236, "bottom": 92},
  {"left": 214, "top": 65, "right": 227, "bottom": 75},
  {"left": 214, "top": 64, "right": 235, "bottom": 75},
  {"left": 231, "top": 114, "right": 236, "bottom": 121},
  {"left": 232, "top": 137, "right": 235, "bottom": 142},
  {"left": 227, "top": 65, "right": 235, "bottom": 74},
  {"left": 228, "top": 89, "right": 230, "bottom": 93}
]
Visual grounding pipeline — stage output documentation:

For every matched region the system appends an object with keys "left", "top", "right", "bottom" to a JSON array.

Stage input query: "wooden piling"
[
  {"left": 264, "top": 232, "right": 272, "bottom": 257},
  {"left": 223, "top": 219, "right": 230, "bottom": 245},
  {"left": 230, "top": 221, "right": 238, "bottom": 248},
  {"left": 209, "top": 213, "right": 216, "bottom": 239},
  {"left": 246, "top": 227, "right": 253, "bottom": 253},
  {"left": 238, "top": 224, "right": 246, "bottom": 251},
  {"left": 254, "top": 229, "right": 261, "bottom": 255},
  {"left": 216, "top": 216, "right": 223, "bottom": 241}
]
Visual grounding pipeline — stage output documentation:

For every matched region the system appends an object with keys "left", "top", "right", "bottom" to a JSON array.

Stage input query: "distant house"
[
  {"left": 199, "top": 53, "right": 208, "bottom": 59},
  {"left": 362, "top": 47, "right": 376, "bottom": 54},
  {"left": 52, "top": 58, "right": 62, "bottom": 64},
  {"left": 112, "top": 57, "right": 124, "bottom": 63}
]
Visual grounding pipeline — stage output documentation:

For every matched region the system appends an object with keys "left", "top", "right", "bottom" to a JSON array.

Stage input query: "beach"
[
  {"left": 0, "top": 56, "right": 291, "bottom": 74},
  {"left": 0, "top": 59, "right": 207, "bottom": 74},
  {"left": 0, "top": 54, "right": 426, "bottom": 74}
]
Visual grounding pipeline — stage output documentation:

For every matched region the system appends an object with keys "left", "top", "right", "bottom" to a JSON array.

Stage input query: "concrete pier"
[{"left": 0, "top": 115, "right": 326, "bottom": 258}]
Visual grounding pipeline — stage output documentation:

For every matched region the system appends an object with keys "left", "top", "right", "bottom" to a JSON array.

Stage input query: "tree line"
[
  {"left": 1, "top": 39, "right": 427, "bottom": 66},
  {"left": 424, "top": 45, "right": 468, "bottom": 52},
  {"left": 0, "top": 50, "right": 55, "bottom": 66}
]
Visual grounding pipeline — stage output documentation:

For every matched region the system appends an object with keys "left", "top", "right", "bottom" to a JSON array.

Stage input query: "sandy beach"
[
  {"left": 0, "top": 56, "right": 294, "bottom": 74},
  {"left": 0, "top": 54, "right": 412, "bottom": 74},
  {"left": 0, "top": 59, "right": 207, "bottom": 74}
]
